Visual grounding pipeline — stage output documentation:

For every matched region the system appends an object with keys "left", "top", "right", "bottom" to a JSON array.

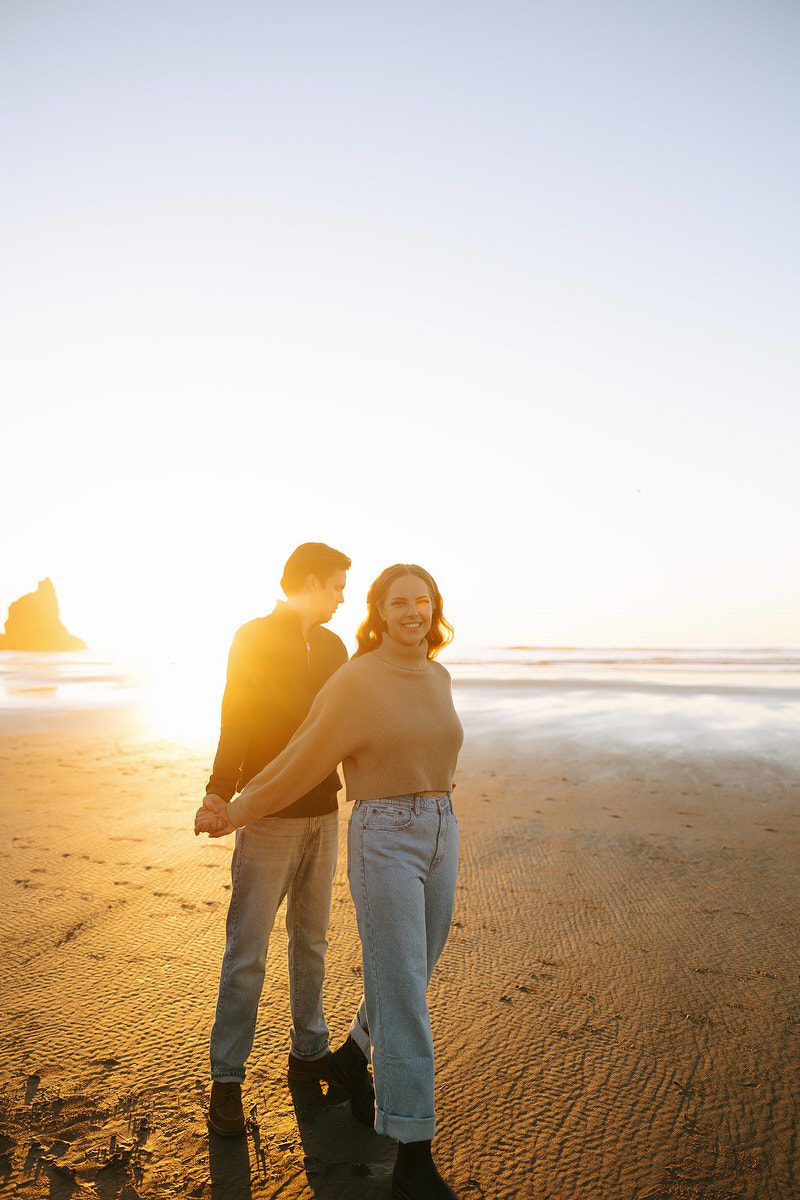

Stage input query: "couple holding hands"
[{"left": 194, "top": 542, "right": 465, "bottom": 1200}]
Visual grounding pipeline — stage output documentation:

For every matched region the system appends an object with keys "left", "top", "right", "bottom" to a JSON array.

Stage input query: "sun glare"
[{"left": 141, "top": 654, "right": 224, "bottom": 744}]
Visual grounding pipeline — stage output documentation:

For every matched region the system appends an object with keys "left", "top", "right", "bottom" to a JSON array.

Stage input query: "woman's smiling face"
[{"left": 379, "top": 574, "right": 433, "bottom": 646}]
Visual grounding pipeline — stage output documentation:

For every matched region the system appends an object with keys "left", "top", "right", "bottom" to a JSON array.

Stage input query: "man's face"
[{"left": 312, "top": 569, "right": 347, "bottom": 624}]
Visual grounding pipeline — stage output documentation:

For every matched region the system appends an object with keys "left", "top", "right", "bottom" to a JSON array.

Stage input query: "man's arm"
[{"left": 206, "top": 626, "right": 257, "bottom": 801}]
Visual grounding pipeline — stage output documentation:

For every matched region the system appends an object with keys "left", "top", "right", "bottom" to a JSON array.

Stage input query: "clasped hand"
[{"left": 194, "top": 794, "right": 235, "bottom": 838}]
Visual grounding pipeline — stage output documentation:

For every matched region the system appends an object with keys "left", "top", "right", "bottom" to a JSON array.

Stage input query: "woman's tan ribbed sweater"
[{"left": 225, "top": 635, "right": 464, "bottom": 828}]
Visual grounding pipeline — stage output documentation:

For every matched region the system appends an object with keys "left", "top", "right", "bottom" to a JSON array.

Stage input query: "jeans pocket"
[{"left": 362, "top": 804, "right": 415, "bottom": 830}]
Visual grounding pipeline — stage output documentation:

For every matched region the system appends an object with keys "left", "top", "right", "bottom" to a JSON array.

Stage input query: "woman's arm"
[{"left": 223, "top": 666, "right": 361, "bottom": 827}]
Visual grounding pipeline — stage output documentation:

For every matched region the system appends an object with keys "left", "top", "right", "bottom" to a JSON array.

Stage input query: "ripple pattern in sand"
[{"left": 0, "top": 732, "right": 797, "bottom": 1198}]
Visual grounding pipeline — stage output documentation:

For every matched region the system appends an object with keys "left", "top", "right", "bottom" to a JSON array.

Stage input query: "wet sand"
[{"left": 0, "top": 702, "right": 798, "bottom": 1200}]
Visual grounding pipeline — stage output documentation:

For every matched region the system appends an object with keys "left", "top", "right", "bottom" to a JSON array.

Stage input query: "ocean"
[{"left": 1, "top": 646, "right": 799, "bottom": 759}]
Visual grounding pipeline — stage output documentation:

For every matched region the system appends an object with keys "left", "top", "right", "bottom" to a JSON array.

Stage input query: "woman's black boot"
[{"left": 392, "top": 1140, "right": 458, "bottom": 1200}]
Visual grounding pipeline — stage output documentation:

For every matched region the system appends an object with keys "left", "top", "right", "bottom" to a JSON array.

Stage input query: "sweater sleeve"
[{"left": 226, "top": 666, "right": 360, "bottom": 827}]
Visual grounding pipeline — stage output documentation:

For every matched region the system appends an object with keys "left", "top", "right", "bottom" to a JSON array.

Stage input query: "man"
[{"left": 204, "top": 542, "right": 373, "bottom": 1137}]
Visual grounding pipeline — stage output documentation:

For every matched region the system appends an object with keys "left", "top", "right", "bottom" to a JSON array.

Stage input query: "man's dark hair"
[{"left": 281, "top": 542, "right": 351, "bottom": 596}]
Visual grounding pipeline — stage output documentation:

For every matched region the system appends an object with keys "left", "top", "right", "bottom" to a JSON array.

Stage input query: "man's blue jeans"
[
  {"left": 347, "top": 794, "right": 459, "bottom": 1142},
  {"left": 211, "top": 810, "right": 352, "bottom": 1081}
]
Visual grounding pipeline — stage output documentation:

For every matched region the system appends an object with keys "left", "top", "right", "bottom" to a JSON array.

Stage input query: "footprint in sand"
[
  {"left": 0, "top": 1136, "right": 15, "bottom": 1179},
  {"left": 47, "top": 1163, "right": 78, "bottom": 1185}
]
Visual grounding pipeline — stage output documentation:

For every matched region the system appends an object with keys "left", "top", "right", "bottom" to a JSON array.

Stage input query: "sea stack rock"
[{"left": 0, "top": 578, "right": 87, "bottom": 651}]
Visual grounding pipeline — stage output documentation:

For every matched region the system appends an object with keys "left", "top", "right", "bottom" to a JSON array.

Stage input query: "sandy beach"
[{"left": 1, "top": 663, "right": 798, "bottom": 1200}]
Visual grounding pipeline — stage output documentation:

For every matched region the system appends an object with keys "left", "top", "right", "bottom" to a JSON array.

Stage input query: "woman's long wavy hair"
[{"left": 354, "top": 563, "right": 454, "bottom": 660}]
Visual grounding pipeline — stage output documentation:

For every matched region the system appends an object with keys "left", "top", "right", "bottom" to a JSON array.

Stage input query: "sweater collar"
[
  {"left": 373, "top": 633, "right": 430, "bottom": 673},
  {"left": 270, "top": 601, "right": 315, "bottom": 641}
]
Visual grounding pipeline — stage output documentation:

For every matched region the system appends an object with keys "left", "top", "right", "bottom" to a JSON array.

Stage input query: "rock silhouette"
[{"left": 0, "top": 578, "right": 86, "bottom": 651}]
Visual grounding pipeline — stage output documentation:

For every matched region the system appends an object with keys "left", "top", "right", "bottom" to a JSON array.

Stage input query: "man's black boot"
[
  {"left": 392, "top": 1140, "right": 459, "bottom": 1200},
  {"left": 287, "top": 1050, "right": 334, "bottom": 1082},
  {"left": 326, "top": 1035, "right": 375, "bottom": 1127},
  {"left": 207, "top": 1081, "right": 246, "bottom": 1137}
]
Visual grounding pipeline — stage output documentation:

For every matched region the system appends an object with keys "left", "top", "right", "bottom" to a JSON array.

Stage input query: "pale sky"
[{"left": 2, "top": 0, "right": 798, "bottom": 656}]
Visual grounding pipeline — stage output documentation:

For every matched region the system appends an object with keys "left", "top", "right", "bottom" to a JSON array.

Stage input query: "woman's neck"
[{"left": 373, "top": 632, "right": 430, "bottom": 672}]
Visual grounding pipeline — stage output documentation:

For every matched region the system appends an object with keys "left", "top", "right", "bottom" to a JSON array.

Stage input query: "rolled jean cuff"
[
  {"left": 291, "top": 1045, "right": 331, "bottom": 1063},
  {"left": 211, "top": 1072, "right": 245, "bottom": 1084},
  {"left": 375, "top": 1108, "right": 436, "bottom": 1142},
  {"left": 348, "top": 1015, "right": 371, "bottom": 1062}
]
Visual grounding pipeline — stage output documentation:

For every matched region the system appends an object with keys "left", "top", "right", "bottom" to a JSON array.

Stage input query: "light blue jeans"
[
  {"left": 346, "top": 794, "right": 459, "bottom": 1142},
  {"left": 211, "top": 811, "right": 359, "bottom": 1082}
]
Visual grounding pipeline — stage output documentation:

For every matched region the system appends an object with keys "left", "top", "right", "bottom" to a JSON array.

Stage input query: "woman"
[{"left": 196, "top": 563, "right": 464, "bottom": 1200}]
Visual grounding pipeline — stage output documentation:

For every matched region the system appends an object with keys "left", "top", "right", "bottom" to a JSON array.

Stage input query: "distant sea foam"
[{"left": 443, "top": 645, "right": 800, "bottom": 675}]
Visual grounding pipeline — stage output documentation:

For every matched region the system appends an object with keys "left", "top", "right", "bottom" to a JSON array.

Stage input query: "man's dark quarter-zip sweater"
[{"left": 206, "top": 603, "right": 348, "bottom": 818}]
